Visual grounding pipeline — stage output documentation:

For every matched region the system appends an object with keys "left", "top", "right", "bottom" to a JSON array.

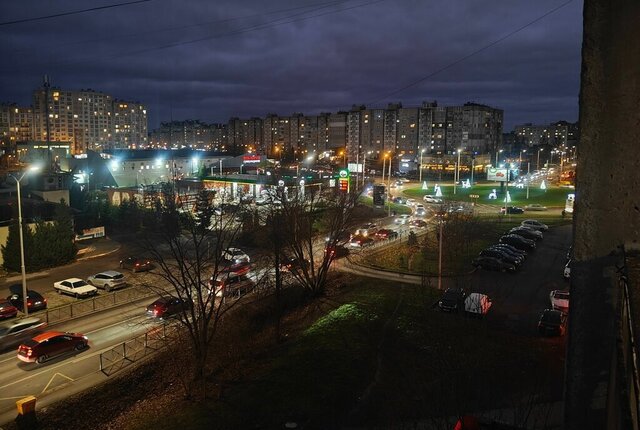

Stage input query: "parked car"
[
  {"left": 53, "top": 278, "right": 98, "bottom": 298},
  {"left": 472, "top": 256, "right": 516, "bottom": 272},
  {"left": 394, "top": 214, "right": 411, "bottom": 224},
  {"left": 17, "top": 331, "right": 88, "bottom": 363},
  {"left": 0, "top": 301, "right": 18, "bottom": 320},
  {"left": 409, "top": 219, "right": 428, "bottom": 228},
  {"left": 488, "top": 244, "right": 526, "bottom": 259},
  {"left": 375, "top": 229, "right": 399, "bottom": 240},
  {"left": 119, "top": 256, "right": 153, "bottom": 272},
  {"left": 438, "top": 288, "right": 466, "bottom": 312},
  {"left": 538, "top": 309, "right": 567, "bottom": 336},
  {"left": 0, "top": 317, "right": 47, "bottom": 351},
  {"left": 222, "top": 247, "right": 251, "bottom": 264},
  {"left": 490, "top": 243, "right": 527, "bottom": 258},
  {"left": 349, "top": 235, "right": 374, "bottom": 248},
  {"left": 500, "top": 206, "right": 525, "bottom": 215},
  {"left": 550, "top": 290, "right": 570, "bottom": 313},
  {"left": 355, "top": 223, "right": 378, "bottom": 237},
  {"left": 146, "top": 296, "right": 191, "bottom": 319},
  {"left": 7, "top": 285, "right": 47, "bottom": 313},
  {"left": 479, "top": 249, "right": 522, "bottom": 266},
  {"left": 87, "top": 271, "right": 126, "bottom": 292},
  {"left": 499, "top": 234, "right": 536, "bottom": 250},
  {"left": 509, "top": 227, "right": 543, "bottom": 241},
  {"left": 424, "top": 195, "right": 443, "bottom": 204},
  {"left": 464, "top": 293, "right": 492, "bottom": 316},
  {"left": 524, "top": 204, "right": 548, "bottom": 211},
  {"left": 521, "top": 219, "right": 549, "bottom": 231},
  {"left": 564, "top": 260, "right": 572, "bottom": 279}
]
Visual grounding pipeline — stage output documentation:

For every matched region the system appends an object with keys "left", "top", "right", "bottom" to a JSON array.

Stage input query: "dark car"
[
  {"left": 499, "top": 234, "right": 536, "bottom": 251},
  {"left": 7, "top": 285, "right": 47, "bottom": 313},
  {"left": 488, "top": 244, "right": 526, "bottom": 260},
  {"left": 500, "top": 206, "right": 525, "bottom": 215},
  {"left": 409, "top": 219, "right": 428, "bottom": 228},
  {"left": 324, "top": 244, "right": 350, "bottom": 259},
  {"left": 0, "top": 317, "right": 47, "bottom": 351},
  {"left": 479, "top": 249, "right": 522, "bottom": 266},
  {"left": 538, "top": 309, "right": 567, "bottom": 336},
  {"left": 509, "top": 227, "right": 543, "bottom": 241},
  {"left": 491, "top": 243, "right": 527, "bottom": 258},
  {"left": 146, "top": 296, "right": 191, "bottom": 319},
  {"left": 0, "top": 300, "right": 18, "bottom": 320},
  {"left": 119, "top": 256, "right": 153, "bottom": 272},
  {"left": 392, "top": 196, "right": 407, "bottom": 204},
  {"left": 280, "top": 256, "right": 311, "bottom": 272},
  {"left": 438, "top": 288, "right": 466, "bottom": 312},
  {"left": 472, "top": 256, "right": 516, "bottom": 272},
  {"left": 375, "top": 229, "right": 399, "bottom": 240},
  {"left": 17, "top": 331, "right": 88, "bottom": 364}
]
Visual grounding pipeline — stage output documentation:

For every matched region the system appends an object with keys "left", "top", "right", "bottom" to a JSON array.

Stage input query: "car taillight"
[
  {"left": 154, "top": 309, "right": 159, "bottom": 315},
  {"left": 27, "top": 300, "right": 33, "bottom": 306},
  {"left": 135, "top": 263, "right": 140, "bottom": 266}
]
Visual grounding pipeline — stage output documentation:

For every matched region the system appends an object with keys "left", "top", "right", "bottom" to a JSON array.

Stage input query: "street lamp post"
[
  {"left": 387, "top": 154, "right": 392, "bottom": 216},
  {"left": 419, "top": 148, "right": 426, "bottom": 183},
  {"left": 9, "top": 166, "right": 40, "bottom": 316},
  {"left": 526, "top": 162, "right": 531, "bottom": 199},
  {"left": 453, "top": 149, "right": 461, "bottom": 195},
  {"left": 437, "top": 212, "right": 444, "bottom": 290},
  {"left": 519, "top": 149, "right": 527, "bottom": 170},
  {"left": 382, "top": 153, "right": 387, "bottom": 183},
  {"left": 495, "top": 149, "right": 503, "bottom": 166},
  {"left": 219, "top": 159, "right": 223, "bottom": 175},
  {"left": 537, "top": 148, "right": 544, "bottom": 171}
]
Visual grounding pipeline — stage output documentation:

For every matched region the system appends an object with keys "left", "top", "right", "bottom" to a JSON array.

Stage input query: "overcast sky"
[{"left": 0, "top": 0, "right": 582, "bottom": 131}]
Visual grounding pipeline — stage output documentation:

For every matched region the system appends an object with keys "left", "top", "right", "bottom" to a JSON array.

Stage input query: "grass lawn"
[
  {"left": 124, "top": 280, "right": 563, "bottom": 429},
  {"left": 403, "top": 182, "right": 572, "bottom": 208}
]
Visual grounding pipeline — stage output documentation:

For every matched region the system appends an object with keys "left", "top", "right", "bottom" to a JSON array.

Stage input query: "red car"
[
  {"left": 0, "top": 301, "right": 18, "bottom": 320},
  {"left": 17, "top": 331, "right": 88, "bottom": 364}
]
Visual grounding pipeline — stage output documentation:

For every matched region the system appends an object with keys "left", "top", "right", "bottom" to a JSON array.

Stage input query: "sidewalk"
[{"left": 1, "top": 237, "right": 121, "bottom": 284}]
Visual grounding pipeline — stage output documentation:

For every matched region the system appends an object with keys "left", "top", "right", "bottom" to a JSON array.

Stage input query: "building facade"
[
  {"left": 112, "top": 100, "right": 148, "bottom": 149},
  {"left": 0, "top": 103, "right": 34, "bottom": 145},
  {"left": 514, "top": 121, "right": 578, "bottom": 148}
]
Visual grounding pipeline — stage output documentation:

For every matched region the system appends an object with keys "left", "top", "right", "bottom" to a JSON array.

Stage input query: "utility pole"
[
  {"left": 438, "top": 214, "right": 443, "bottom": 290},
  {"left": 43, "top": 75, "right": 51, "bottom": 171},
  {"left": 526, "top": 162, "right": 530, "bottom": 199}
]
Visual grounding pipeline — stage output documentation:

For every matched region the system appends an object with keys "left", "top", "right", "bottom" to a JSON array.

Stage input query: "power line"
[
  {"left": 0, "top": 0, "right": 154, "bottom": 27},
  {"left": 366, "top": 0, "right": 574, "bottom": 105},
  {"left": 10, "top": 0, "right": 350, "bottom": 55}
]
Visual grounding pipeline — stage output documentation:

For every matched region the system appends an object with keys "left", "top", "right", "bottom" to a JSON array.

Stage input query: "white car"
[
  {"left": 223, "top": 248, "right": 250, "bottom": 264},
  {"left": 406, "top": 198, "right": 416, "bottom": 206},
  {"left": 549, "top": 290, "right": 570, "bottom": 313},
  {"left": 524, "top": 204, "right": 548, "bottom": 211},
  {"left": 394, "top": 214, "right": 411, "bottom": 224},
  {"left": 464, "top": 293, "right": 492, "bottom": 316},
  {"left": 415, "top": 203, "right": 426, "bottom": 211},
  {"left": 423, "top": 195, "right": 442, "bottom": 204},
  {"left": 87, "top": 271, "right": 126, "bottom": 292},
  {"left": 53, "top": 278, "right": 98, "bottom": 298},
  {"left": 521, "top": 219, "right": 549, "bottom": 231},
  {"left": 355, "top": 223, "right": 378, "bottom": 237}
]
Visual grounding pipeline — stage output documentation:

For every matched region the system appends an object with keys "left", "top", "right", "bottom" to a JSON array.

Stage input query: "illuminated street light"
[
  {"left": 419, "top": 148, "right": 426, "bottom": 183},
  {"left": 453, "top": 149, "right": 461, "bottom": 195},
  {"left": 537, "top": 148, "right": 544, "bottom": 171},
  {"left": 8, "top": 165, "right": 41, "bottom": 316}
]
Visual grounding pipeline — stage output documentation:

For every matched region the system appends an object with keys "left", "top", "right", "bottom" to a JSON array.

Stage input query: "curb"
[
  {"left": 3, "top": 271, "right": 51, "bottom": 284},
  {"left": 77, "top": 244, "right": 122, "bottom": 261}
]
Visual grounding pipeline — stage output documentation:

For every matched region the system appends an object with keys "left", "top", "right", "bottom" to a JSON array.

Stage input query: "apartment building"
[
  {"left": 514, "top": 120, "right": 577, "bottom": 148},
  {"left": 0, "top": 103, "right": 34, "bottom": 145},
  {"left": 112, "top": 100, "right": 148, "bottom": 149}
]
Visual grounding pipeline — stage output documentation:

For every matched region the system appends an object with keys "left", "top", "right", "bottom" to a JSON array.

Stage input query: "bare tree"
[
  {"left": 271, "top": 181, "right": 361, "bottom": 297},
  {"left": 139, "top": 185, "right": 262, "bottom": 398}
]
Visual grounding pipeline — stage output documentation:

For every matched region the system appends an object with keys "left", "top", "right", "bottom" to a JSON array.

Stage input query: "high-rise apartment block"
[
  {"left": 0, "top": 103, "right": 34, "bottom": 144},
  {"left": 149, "top": 120, "right": 222, "bottom": 150},
  {"left": 1, "top": 85, "right": 148, "bottom": 154},
  {"left": 515, "top": 121, "right": 578, "bottom": 148}
]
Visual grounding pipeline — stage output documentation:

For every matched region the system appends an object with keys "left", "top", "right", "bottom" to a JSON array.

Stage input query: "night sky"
[{"left": 0, "top": 0, "right": 582, "bottom": 130}]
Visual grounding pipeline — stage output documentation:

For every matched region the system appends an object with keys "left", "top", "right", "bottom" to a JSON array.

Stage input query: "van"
[{"left": 464, "top": 293, "right": 492, "bottom": 316}]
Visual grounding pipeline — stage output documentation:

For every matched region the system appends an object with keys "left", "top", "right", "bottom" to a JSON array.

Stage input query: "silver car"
[
  {"left": 0, "top": 317, "right": 47, "bottom": 351},
  {"left": 87, "top": 270, "right": 127, "bottom": 292}
]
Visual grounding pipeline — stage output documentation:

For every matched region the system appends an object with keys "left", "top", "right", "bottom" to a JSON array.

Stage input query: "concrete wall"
[{"left": 566, "top": 1, "right": 640, "bottom": 429}]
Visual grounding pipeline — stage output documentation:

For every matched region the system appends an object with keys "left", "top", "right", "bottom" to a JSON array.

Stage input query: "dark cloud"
[{"left": 0, "top": 0, "right": 582, "bottom": 130}]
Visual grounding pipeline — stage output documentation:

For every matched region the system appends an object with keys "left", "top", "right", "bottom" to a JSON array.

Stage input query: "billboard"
[
  {"left": 347, "top": 162, "right": 363, "bottom": 173},
  {"left": 373, "top": 184, "right": 386, "bottom": 206},
  {"left": 487, "top": 168, "right": 508, "bottom": 182}
]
